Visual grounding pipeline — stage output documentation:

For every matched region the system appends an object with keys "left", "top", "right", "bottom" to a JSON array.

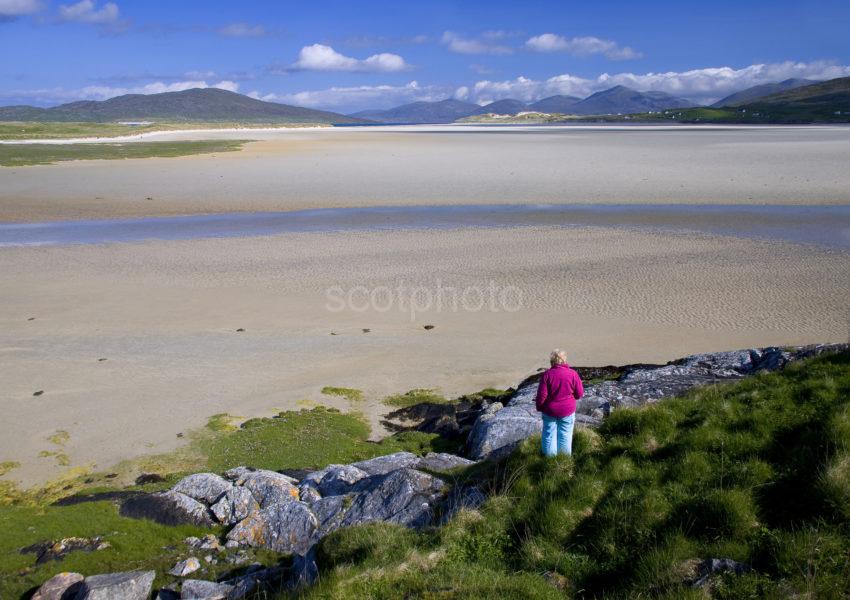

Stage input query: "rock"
[
  {"left": 290, "top": 546, "right": 319, "bottom": 588},
  {"left": 226, "top": 501, "right": 318, "bottom": 555},
  {"left": 210, "top": 487, "right": 259, "bottom": 525},
  {"left": 172, "top": 473, "right": 232, "bottom": 505},
  {"left": 418, "top": 452, "right": 476, "bottom": 473},
  {"left": 297, "top": 485, "right": 322, "bottom": 504},
  {"left": 21, "top": 537, "right": 110, "bottom": 565},
  {"left": 310, "top": 494, "right": 352, "bottom": 536},
  {"left": 196, "top": 534, "right": 222, "bottom": 552},
  {"left": 340, "top": 468, "right": 445, "bottom": 529},
  {"left": 300, "top": 464, "right": 369, "bottom": 496},
  {"left": 223, "top": 566, "right": 285, "bottom": 599},
  {"left": 180, "top": 579, "right": 235, "bottom": 599},
  {"left": 31, "top": 571, "right": 84, "bottom": 600},
  {"left": 222, "top": 466, "right": 254, "bottom": 482},
  {"left": 692, "top": 558, "right": 751, "bottom": 587},
  {"left": 154, "top": 590, "right": 180, "bottom": 600},
  {"left": 240, "top": 471, "right": 300, "bottom": 508},
  {"left": 73, "top": 570, "right": 155, "bottom": 600},
  {"left": 134, "top": 473, "right": 165, "bottom": 486},
  {"left": 168, "top": 557, "right": 200, "bottom": 577},
  {"left": 224, "top": 540, "right": 239, "bottom": 550},
  {"left": 467, "top": 400, "right": 541, "bottom": 461},
  {"left": 120, "top": 491, "right": 214, "bottom": 527},
  {"left": 349, "top": 452, "right": 422, "bottom": 476}
]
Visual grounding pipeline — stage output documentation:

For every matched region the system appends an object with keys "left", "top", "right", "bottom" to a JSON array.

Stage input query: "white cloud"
[
  {"left": 58, "top": 0, "right": 119, "bottom": 24},
  {"left": 0, "top": 0, "right": 43, "bottom": 18},
  {"left": 4, "top": 79, "right": 240, "bottom": 105},
  {"left": 289, "top": 44, "right": 409, "bottom": 73},
  {"left": 218, "top": 22, "right": 267, "bottom": 37},
  {"left": 526, "top": 34, "right": 641, "bottom": 60},
  {"left": 441, "top": 31, "right": 513, "bottom": 55},
  {"left": 467, "top": 61, "right": 850, "bottom": 105},
  {"left": 264, "top": 81, "right": 451, "bottom": 112}
]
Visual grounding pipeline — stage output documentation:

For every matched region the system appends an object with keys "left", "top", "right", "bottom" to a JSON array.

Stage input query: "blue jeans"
[{"left": 541, "top": 413, "right": 575, "bottom": 457}]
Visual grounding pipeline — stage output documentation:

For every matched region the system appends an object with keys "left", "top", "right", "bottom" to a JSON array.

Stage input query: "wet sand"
[
  {"left": 1, "top": 125, "right": 850, "bottom": 223},
  {"left": 2, "top": 226, "right": 849, "bottom": 486}
]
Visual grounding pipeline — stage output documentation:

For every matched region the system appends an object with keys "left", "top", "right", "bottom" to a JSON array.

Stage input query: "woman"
[{"left": 535, "top": 349, "right": 584, "bottom": 456}]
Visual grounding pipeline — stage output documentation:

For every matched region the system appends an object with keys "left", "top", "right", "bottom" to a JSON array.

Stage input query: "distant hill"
[
  {"left": 480, "top": 99, "right": 528, "bottom": 115},
  {"left": 712, "top": 78, "right": 818, "bottom": 107},
  {"left": 0, "top": 88, "right": 364, "bottom": 124},
  {"left": 739, "top": 76, "right": 850, "bottom": 121},
  {"left": 350, "top": 99, "right": 485, "bottom": 124},
  {"left": 569, "top": 85, "right": 696, "bottom": 115},
  {"left": 528, "top": 95, "right": 581, "bottom": 113}
]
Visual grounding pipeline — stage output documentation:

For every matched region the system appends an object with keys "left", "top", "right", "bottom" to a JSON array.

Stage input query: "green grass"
[
  {"left": 0, "top": 139, "right": 247, "bottom": 166},
  {"left": 0, "top": 121, "right": 321, "bottom": 141},
  {"left": 321, "top": 387, "right": 364, "bottom": 402},
  {"left": 293, "top": 350, "right": 850, "bottom": 599},
  {"left": 383, "top": 389, "right": 449, "bottom": 408}
]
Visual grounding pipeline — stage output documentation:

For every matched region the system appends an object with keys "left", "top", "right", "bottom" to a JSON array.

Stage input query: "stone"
[
  {"left": 467, "top": 401, "right": 541, "bottom": 461},
  {"left": 120, "top": 491, "right": 214, "bottom": 527},
  {"left": 441, "top": 485, "right": 487, "bottom": 523},
  {"left": 340, "top": 468, "right": 445, "bottom": 529},
  {"left": 134, "top": 473, "right": 165, "bottom": 486},
  {"left": 211, "top": 487, "right": 259, "bottom": 525},
  {"left": 73, "top": 570, "right": 155, "bottom": 600},
  {"left": 21, "top": 537, "right": 110, "bottom": 565},
  {"left": 349, "top": 451, "right": 422, "bottom": 476},
  {"left": 290, "top": 546, "right": 319, "bottom": 588},
  {"left": 692, "top": 558, "right": 751, "bottom": 587},
  {"left": 300, "top": 464, "right": 369, "bottom": 497},
  {"left": 310, "top": 494, "right": 352, "bottom": 536},
  {"left": 154, "top": 590, "right": 180, "bottom": 600},
  {"left": 418, "top": 452, "right": 476, "bottom": 473},
  {"left": 297, "top": 485, "right": 322, "bottom": 504},
  {"left": 240, "top": 471, "right": 300, "bottom": 508},
  {"left": 31, "top": 571, "right": 84, "bottom": 600},
  {"left": 223, "top": 466, "right": 254, "bottom": 482},
  {"left": 168, "top": 557, "right": 201, "bottom": 577},
  {"left": 179, "top": 579, "right": 235, "bottom": 599},
  {"left": 197, "top": 534, "right": 222, "bottom": 552},
  {"left": 224, "top": 566, "right": 285, "bottom": 599},
  {"left": 172, "top": 473, "right": 232, "bottom": 505},
  {"left": 226, "top": 501, "right": 318, "bottom": 555}
]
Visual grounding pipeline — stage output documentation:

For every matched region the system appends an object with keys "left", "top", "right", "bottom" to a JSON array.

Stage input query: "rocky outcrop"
[
  {"left": 210, "top": 487, "right": 258, "bottom": 526},
  {"left": 179, "top": 578, "right": 234, "bottom": 599},
  {"left": 119, "top": 491, "right": 215, "bottom": 527},
  {"left": 226, "top": 501, "right": 319, "bottom": 555},
  {"left": 468, "top": 344, "right": 848, "bottom": 460},
  {"left": 171, "top": 473, "right": 232, "bottom": 505},
  {"left": 73, "top": 570, "right": 155, "bottom": 600}
]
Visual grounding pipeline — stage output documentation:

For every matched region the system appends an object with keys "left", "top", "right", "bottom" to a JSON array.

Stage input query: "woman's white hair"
[{"left": 550, "top": 349, "right": 568, "bottom": 366}]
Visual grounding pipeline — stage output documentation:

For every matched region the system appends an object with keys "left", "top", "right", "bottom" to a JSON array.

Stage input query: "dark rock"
[
  {"left": 340, "top": 468, "right": 445, "bottom": 529},
  {"left": 172, "top": 473, "right": 232, "bottom": 505},
  {"left": 222, "top": 466, "right": 255, "bottom": 482},
  {"left": 31, "top": 571, "right": 83, "bottom": 600},
  {"left": 290, "top": 546, "right": 319, "bottom": 589},
  {"left": 226, "top": 501, "right": 318, "bottom": 555},
  {"left": 310, "top": 494, "right": 352, "bottom": 536},
  {"left": 73, "top": 570, "right": 155, "bottom": 600},
  {"left": 134, "top": 473, "right": 165, "bottom": 486},
  {"left": 423, "top": 325, "right": 435, "bottom": 330},
  {"left": 120, "top": 491, "right": 214, "bottom": 527},
  {"left": 180, "top": 579, "right": 235, "bottom": 599},
  {"left": 235, "top": 328, "right": 245, "bottom": 332},
  {"left": 33, "top": 390, "right": 44, "bottom": 396},
  {"left": 441, "top": 485, "right": 487, "bottom": 523},
  {"left": 692, "top": 558, "right": 751, "bottom": 587},
  {"left": 20, "top": 536, "right": 110, "bottom": 564},
  {"left": 349, "top": 452, "right": 422, "bottom": 476},
  {"left": 211, "top": 487, "right": 259, "bottom": 525},
  {"left": 154, "top": 590, "right": 180, "bottom": 600}
]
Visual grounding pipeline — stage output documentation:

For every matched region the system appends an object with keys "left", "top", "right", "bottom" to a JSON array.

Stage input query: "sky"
[{"left": 2, "top": 0, "right": 850, "bottom": 113}]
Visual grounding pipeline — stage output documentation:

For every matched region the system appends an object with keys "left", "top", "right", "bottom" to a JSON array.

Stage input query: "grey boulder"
[
  {"left": 180, "top": 579, "right": 234, "bottom": 599},
  {"left": 349, "top": 451, "right": 422, "bottom": 475},
  {"left": 211, "top": 487, "right": 259, "bottom": 525},
  {"left": 340, "top": 468, "right": 445, "bottom": 529},
  {"left": 73, "top": 570, "right": 154, "bottom": 600},
  {"left": 418, "top": 452, "right": 476, "bottom": 472},
  {"left": 467, "top": 389, "right": 542, "bottom": 461},
  {"left": 240, "top": 470, "right": 300, "bottom": 508},
  {"left": 31, "top": 571, "right": 84, "bottom": 600},
  {"left": 172, "top": 473, "right": 232, "bottom": 505},
  {"left": 120, "top": 491, "right": 214, "bottom": 527},
  {"left": 300, "top": 464, "right": 368, "bottom": 496},
  {"left": 168, "top": 557, "right": 201, "bottom": 577},
  {"left": 226, "top": 501, "right": 318, "bottom": 555}
]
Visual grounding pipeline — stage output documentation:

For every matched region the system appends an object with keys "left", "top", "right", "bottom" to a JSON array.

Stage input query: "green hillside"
[{"left": 297, "top": 350, "right": 850, "bottom": 599}]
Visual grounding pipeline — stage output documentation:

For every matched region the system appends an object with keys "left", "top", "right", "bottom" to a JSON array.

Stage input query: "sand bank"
[{"left": 1, "top": 125, "right": 850, "bottom": 223}]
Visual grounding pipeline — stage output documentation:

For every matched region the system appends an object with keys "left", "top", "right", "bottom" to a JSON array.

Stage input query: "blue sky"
[{"left": 2, "top": 0, "right": 850, "bottom": 112}]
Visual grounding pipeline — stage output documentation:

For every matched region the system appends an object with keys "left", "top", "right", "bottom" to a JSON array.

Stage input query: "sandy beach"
[
  {"left": 2, "top": 125, "right": 850, "bottom": 223},
  {"left": 2, "top": 224, "right": 849, "bottom": 486},
  {"left": 1, "top": 124, "right": 849, "bottom": 487}
]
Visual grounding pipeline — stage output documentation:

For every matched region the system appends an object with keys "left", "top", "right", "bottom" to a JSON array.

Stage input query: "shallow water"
[{"left": 1, "top": 204, "right": 849, "bottom": 249}]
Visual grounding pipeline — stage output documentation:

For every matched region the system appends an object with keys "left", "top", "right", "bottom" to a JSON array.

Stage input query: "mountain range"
[
  {"left": 711, "top": 78, "right": 818, "bottom": 107},
  {"left": 0, "top": 88, "right": 364, "bottom": 124}
]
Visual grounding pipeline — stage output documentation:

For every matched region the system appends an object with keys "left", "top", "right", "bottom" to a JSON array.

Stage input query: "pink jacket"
[{"left": 535, "top": 363, "right": 584, "bottom": 419}]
